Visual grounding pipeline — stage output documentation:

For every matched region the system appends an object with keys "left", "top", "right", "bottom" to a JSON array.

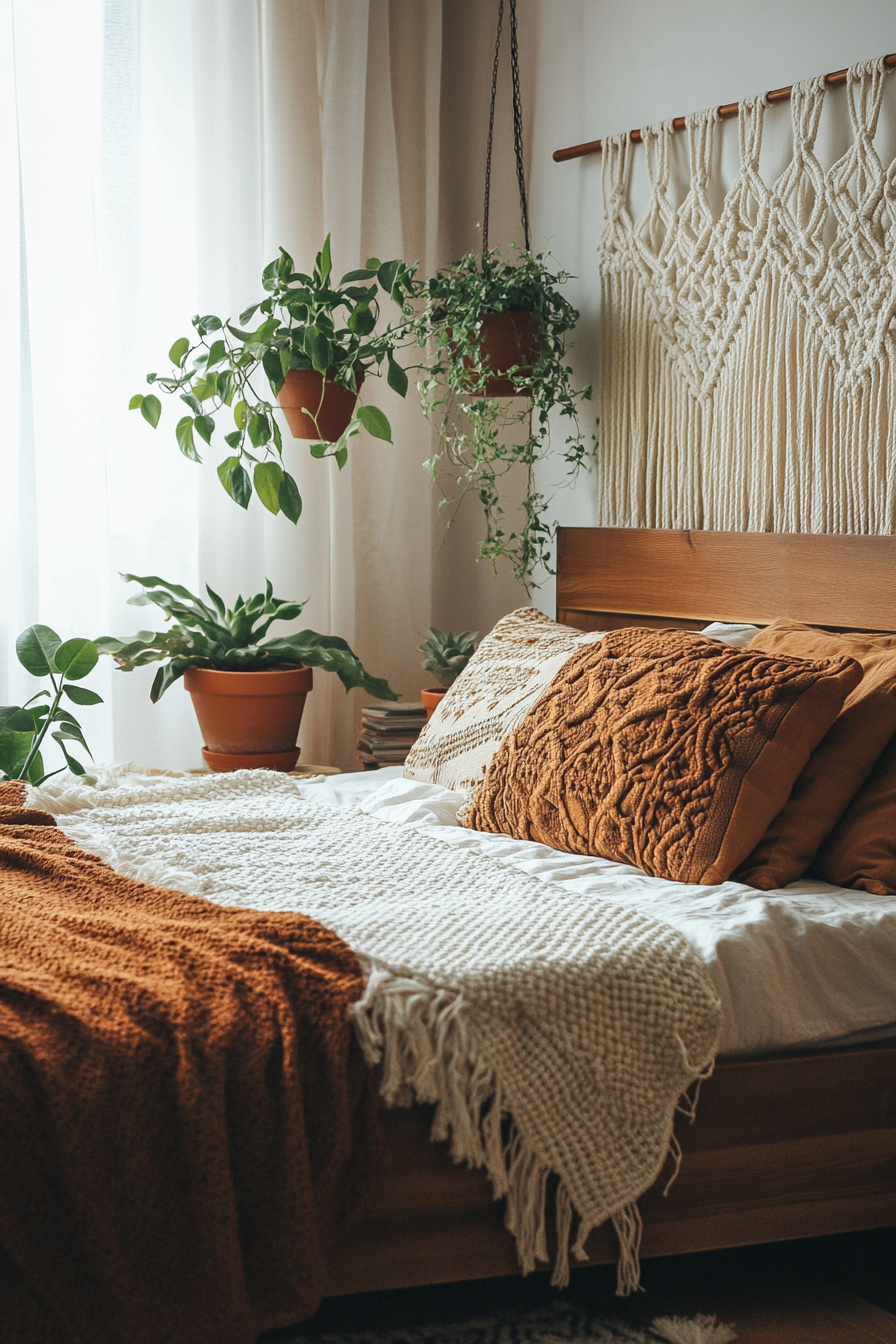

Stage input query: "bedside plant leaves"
[
  {"left": 54, "top": 638, "right": 99, "bottom": 680},
  {"left": 0, "top": 627, "right": 103, "bottom": 785},
  {"left": 16, "top": 625, "right": 62, "bottom": 678}
]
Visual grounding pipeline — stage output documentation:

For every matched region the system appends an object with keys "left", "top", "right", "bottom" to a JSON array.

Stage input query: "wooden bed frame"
[{"left": 328, "top": 528, "right": 896, "bottom": 1296}]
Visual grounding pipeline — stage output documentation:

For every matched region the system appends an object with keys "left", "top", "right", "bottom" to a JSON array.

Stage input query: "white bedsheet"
[{"left": 294, "top": 767, "right": 896, "bottom": 1059}]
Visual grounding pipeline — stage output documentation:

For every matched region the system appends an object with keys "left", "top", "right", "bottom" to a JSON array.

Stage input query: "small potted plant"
[
  {"left": 98, "top": 574, "right": 397, "bottom": 772},
  {"left": 130, "top": 236, "right": 417, "bottom": 522},
  {"left": 410, "top": 245, "right": 595, "bottom": 588},
  {"left": 418, "top": 628, "right": 478, "bottom": 718},
  {"left": 0, "top": 626, "right": 103, "bottom": 783}
]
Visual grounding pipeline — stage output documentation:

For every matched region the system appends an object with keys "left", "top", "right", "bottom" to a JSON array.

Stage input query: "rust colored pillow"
[
  {"left": 814, "top": 736, "right": 896, "bottom": 894},
  {"left": 463, "top": 627, "right": 861, "bottom": 885},
  {"left": 735, "top": 620, "right": 896, "bottom": 891}
]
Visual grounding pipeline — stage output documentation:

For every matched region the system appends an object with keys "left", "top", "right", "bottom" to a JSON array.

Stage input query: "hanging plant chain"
[{"left": 482, "top": 0, "right": 531, "bottom": 254}]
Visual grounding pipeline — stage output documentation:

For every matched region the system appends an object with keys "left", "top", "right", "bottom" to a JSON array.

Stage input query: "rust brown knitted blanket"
[{"left": 0, "top": 782, "right": 380, "bottom": 1344}]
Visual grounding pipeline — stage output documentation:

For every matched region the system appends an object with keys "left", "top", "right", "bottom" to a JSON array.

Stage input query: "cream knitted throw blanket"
[{"left": 30, "top": 770, "right": 721, "bottom": 1291}]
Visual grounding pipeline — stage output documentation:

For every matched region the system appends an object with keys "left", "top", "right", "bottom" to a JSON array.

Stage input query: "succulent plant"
[{"left": 418, "top": 628, "right": 478, "bottom": 688}]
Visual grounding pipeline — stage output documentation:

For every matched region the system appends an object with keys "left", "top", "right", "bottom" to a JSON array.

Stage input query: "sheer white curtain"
[{"left": 1, "top": 0, "right": 444, "bottom": 772}]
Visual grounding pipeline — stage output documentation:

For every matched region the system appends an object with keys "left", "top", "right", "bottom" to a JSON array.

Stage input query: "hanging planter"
[
  {"left": 405, "top": 0, "right": 596, "bottom": 588},
  {"left": 465, "top": 310, "right": 543, "bottom": 397},
  {"left": 129, "top": 236, "right": 416, "bottom": 521},
  {"left": 277, "top": 369, "right": 366, "bottom": 441}
]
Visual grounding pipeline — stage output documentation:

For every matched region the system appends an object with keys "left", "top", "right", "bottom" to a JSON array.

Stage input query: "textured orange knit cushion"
[
  {"left": 463, "top": 627, "right": 861, "bottom": 886},
  {"left": 735, "top": 620, "right": 896, "bottom": 890},
  {"left": 814, "top": 736, "right": 896, "bottom": 894}
]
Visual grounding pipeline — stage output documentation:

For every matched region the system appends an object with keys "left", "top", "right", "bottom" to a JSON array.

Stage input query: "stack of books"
[{"left": 357, "top": 702, "right": 427, "bottom": 769}]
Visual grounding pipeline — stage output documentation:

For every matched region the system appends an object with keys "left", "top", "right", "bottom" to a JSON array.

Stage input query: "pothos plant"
[
  {"left": 130, "top": 236, "right": 417, "bottom": 521},
  {"left": 0, "top": 627, "right": 103, "bottom": 784},
  {"left": 411, "top": 245, "right": 596, "bottom": 588}
]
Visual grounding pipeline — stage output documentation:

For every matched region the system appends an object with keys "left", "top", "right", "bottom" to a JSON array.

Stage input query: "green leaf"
[
  {"left": 140, "top": 394, "right": 161, "bottom": 428},
  {"left": 206, "top": 339, "right": 227, "bottom": 367},
  {"left": 194, "top": 314, "right": 222, "bottom": 335},
  {"left": 195, "top": 414, "right": 215, "bottom": 445},
  {"left": 387, "top": 355, "right": 408, "bottom": 398},
  {"left": 309, "top": 442, "right": 328, "bottom": 459},
  {"left": 129, "top": 394, "right": 144, "bottom": 410},
  {"left": 180, "top": 391, "right": 203, "bottom": 416},
  {"left": 52, "top": 736, "right": 87, "bottom": 775},
  {"left": 0, "top": 707, "right": 34, "bottom": 732},
  {"left": 247, "top": 412, "right": 271, "bottom": 448},
  {"left": 54, "top": 638, "right": 98, "bottom": 680},
  {"left": 347, "top": 301, "right": 375, "bottom": 336},
  {"left": 169, "top": 337, "right": 190, "bottom": 367},
  {"left": 231, "top": 464, "right": 252, "bottom": 509},
  {"left": 253, "top": 461, "right": 283, "bottom": 514},
  {"left": 0, "top": 730, "right": 33, "bottom": 779},
  {"left": 16, "top": 625, "right": 62, "bottom": 677},
  {"left": 318, "top": 234, "right": 332, "bottom": 286},
  {"left": 306, "top": 327, "right": 332, "bottom": 374},
  {"left": 356, "top": 404, "right": 392, "bottom": 443},
  {"left": 262, "top": 348, "right": 285, "bottom": 394},
  {"left": 377, "top": 259, "right": 400, "bottom": 294},
  {"left": 224, "top": 430, "right": 242, "bottom": 449},
  {"left": 63, "top": 685, "right": 103, "bottom": 706},
  {"left": 365, "top": 257, "right": 382, "bottom": 269},
  {"left": 334, "top": 445, "right": 348, "bottom": 470},
  {"left": 176, "top": 416, "right": 201, "bottom": 462},
  {"left": 218, "top": 456, "right": 241, "bottom": 501},
  {"left": 239, "top": 302, "right": 261, "bottom": 326},
  {"left": 340, "top": 268, "right": 378, "bottom": 283},
  {"left": 191, "top": 375, "right": 217, "bottom": 401},
  {"left": 233, "top": 399, "right": 248, "bottom": 430},
  {"left": 278, "top": 472, "right": 302, "bottom": 524}
]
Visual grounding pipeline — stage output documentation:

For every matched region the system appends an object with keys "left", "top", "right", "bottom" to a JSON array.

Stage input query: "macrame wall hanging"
[{"left": 597, "top": 57, "right": 896, "bottom": 534}]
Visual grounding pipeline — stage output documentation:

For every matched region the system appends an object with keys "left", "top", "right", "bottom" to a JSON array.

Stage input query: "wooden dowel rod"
[{"left": 552, "top": 52, "right": 896, "bottom": 161}]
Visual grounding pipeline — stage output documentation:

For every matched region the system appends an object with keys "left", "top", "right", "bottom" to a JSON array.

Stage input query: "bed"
[{"left": 326, "top": 527, "right": 896, "bottom": 1296}]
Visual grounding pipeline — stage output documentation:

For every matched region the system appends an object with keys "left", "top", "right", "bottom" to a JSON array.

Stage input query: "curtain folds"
[{"left": 1, "top": 0, "right": 452, "bottom": 771}]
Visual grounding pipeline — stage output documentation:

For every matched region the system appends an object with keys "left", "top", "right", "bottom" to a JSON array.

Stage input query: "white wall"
[{"left": 525, "top": 0, "right": 896, "bottom": 614}]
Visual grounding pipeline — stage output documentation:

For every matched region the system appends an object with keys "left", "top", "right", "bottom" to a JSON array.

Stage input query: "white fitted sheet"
[{"left": 294, "top": 767, "right": 896, "bottom": 1059}]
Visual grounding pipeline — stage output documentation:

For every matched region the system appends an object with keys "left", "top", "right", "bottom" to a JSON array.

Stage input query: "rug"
[{"left": 276, "top": 1301, "right": 736, "bottom": 1344}]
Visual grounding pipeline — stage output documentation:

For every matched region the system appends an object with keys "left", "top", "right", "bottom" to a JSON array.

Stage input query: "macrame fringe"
[
  {"left": 651, "top": 1314, "right": 738, "bottom": 1343},
  {"left": 352, "top": 959, "right": 692, "bottom": 1294}
]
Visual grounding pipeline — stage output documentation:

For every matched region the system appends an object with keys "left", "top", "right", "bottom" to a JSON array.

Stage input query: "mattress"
[{"left": 292, "top": 767, "right": 896, "bottom": 1059}]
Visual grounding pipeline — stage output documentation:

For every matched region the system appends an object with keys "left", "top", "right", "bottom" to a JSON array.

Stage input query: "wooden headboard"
[{"left": 557, "top": 527, "right": 896, "bottom": 633}]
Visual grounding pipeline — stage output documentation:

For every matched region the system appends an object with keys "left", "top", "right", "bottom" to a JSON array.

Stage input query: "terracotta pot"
[
  {"left": 463, "top": 311, "right": 543, "bottom": 397},
  {"left": 277, "top": 369, "right": 364, "bottom": 440},
  {"left": 421, "top": 687, "right": 448, "bottom": 720},
  {"left": 184, "top": 665, "right": 313, "bottom": 773}
]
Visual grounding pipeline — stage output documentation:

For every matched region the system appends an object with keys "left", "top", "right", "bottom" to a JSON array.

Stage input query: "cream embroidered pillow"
[{"left": 403, "top": 607, "right": 604, "bottom": 792}]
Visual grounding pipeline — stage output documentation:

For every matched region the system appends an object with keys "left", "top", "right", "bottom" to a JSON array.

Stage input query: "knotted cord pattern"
[{"left": 597, "top": 58, "right": 896, "bottom": 533}]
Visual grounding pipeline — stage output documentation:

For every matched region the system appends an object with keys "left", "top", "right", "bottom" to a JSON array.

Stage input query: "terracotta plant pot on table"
[
  {"left": 465, "top": 311, "right": 543, "bottom": 397},
  {"left": 183, "top": 665, "right": 313, "bottom": 772},
  {"left": 277, "top": 369, "right": 364, "bottom": 440},
  {"left": 421, "top": 687, "right": 448, "bottom": 720}
]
